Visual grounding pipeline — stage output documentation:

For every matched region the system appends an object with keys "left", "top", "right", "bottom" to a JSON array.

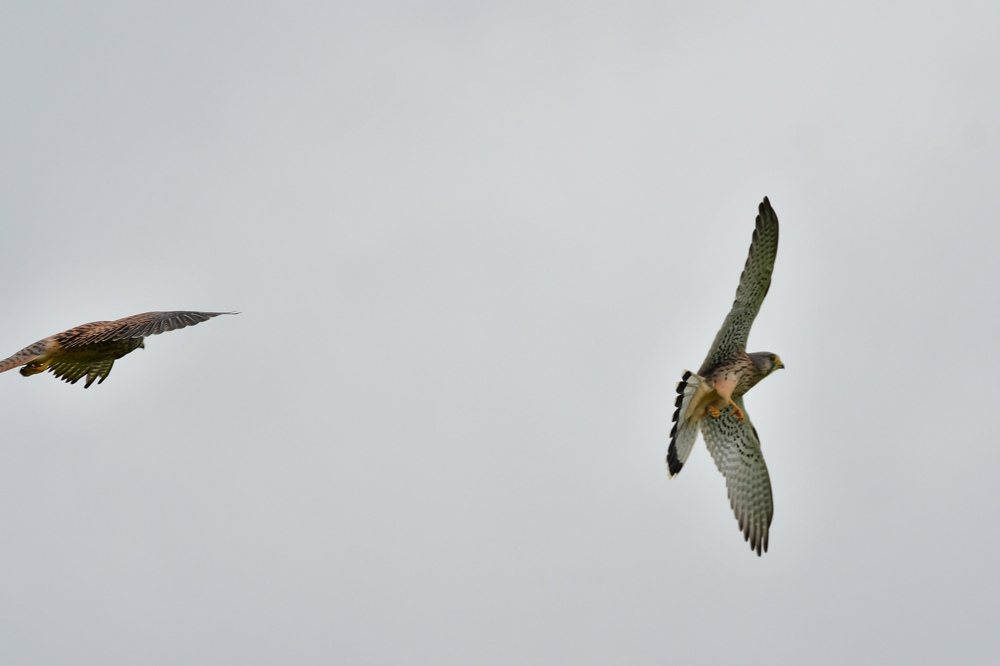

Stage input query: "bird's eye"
[{"left": 769, "top": 354, "right": 775, "bottom": 361}]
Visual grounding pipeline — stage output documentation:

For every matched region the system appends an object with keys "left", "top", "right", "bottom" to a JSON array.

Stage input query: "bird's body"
[
  {"left": 667, "top": 198, "right": 784, "bottom": 556},
  {"left": 0, "top": 311, "right": 233, "bottom": 388},
  {"left": 700, "top": 352, "right": 760, "bottom": 411},
  {"left": 675, "top": 352, "right": 756, "bottom": 430}
]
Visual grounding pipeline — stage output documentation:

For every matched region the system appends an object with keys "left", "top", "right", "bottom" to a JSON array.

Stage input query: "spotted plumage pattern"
[
  {"left": 700, "top": 397, "right": 774, "bottom": 556},
  {"left": 699, "top": 199, "right": 779, "bottom": 375},
  {"left": 0, "top": 311, "right": 235, "bottom": 388},
  {"left": 666, "top": 197, "right": 783, "bottom": 556}
]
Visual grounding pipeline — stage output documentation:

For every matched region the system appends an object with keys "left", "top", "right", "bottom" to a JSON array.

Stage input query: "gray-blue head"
[{"left": 749, "top": 352, "right": 784, "bottom": 378}]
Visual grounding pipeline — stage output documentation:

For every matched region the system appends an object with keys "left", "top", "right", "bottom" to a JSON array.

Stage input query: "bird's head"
[{"left": 749, "top": 352, "right": 784, "bottom": 377}]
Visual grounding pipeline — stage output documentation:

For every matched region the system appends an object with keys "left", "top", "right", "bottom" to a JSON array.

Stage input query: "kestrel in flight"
[
  {"left": 667, "top": 198, "right": 784, "bottom": 555},
  {"left": 0, "top": 311, "right": 235, "bottom": 388}
]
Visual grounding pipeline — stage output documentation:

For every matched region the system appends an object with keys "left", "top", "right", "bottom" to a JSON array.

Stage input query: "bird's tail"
[
  {"left": 667, "top": 370, "right": 705, "bottom": 477},
  {"left": 0, "top": 341, "right": 48, "bottom": 374}
]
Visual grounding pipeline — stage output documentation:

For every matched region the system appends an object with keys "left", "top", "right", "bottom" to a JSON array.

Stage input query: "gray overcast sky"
[{"left": 1, "top": 1, "right": 998, "bottom": 664}]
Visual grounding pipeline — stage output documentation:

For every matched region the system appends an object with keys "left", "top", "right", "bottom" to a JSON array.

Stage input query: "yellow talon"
[
  {"left": 707, "top": 406, "right": 721, "bottom": 418},
  {"left": 20, "top": 360, "right": 51, "bottom": 376},
  {"left": 729, "top": 399, "right": 745, "bottom": 422}
]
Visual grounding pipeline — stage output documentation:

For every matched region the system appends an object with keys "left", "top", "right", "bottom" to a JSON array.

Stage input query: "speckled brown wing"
[
  {"left": 58, "top": 311, "right": 234, "bottom": 346},
  {"left": 699, "top": 396, "right": 774, "bottom": 556},
  {"left": 699, "top": 198, "right": 779, "bottom": 375}
]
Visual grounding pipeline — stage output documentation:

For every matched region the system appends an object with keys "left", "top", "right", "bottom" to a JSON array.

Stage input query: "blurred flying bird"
[{"left": 0, "top": 311, "right": 236, "bottom": 388}]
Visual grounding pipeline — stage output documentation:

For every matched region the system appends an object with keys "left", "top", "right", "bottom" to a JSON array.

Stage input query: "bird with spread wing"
[
  {"left": 0, "top": 311, "right": 235, "bottom": 388},
  {"left": 667, "top": 198, "right": 783, "bottom": 555}
]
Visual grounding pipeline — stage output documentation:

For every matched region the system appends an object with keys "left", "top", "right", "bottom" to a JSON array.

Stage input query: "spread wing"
[
  {"left": 699, "top": 396, "right": 774, "bottom": 555},
  {"left": 699, "top": 197, "right": 779, "bottom": 374},
  {"left": 48, "top": 357, "right": 118, "bottom": 388},
  {"left": 58, "top": 311, "right": 234, "bottom": 347}
]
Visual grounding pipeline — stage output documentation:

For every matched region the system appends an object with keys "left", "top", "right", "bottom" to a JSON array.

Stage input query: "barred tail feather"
[
  {"left": 0, "top": 341, "right": 48, "bottom": 374},
  {"left": 667, "top": 370, "right": 703, "bottom": 477}
]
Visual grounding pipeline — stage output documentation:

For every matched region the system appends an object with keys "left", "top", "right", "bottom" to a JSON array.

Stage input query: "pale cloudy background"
[{"left": 1, "top": 1, "right": 998, "bottom": 664}]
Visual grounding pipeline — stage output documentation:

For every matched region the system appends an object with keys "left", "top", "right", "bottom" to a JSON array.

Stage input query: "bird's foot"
[
  {"left": 728, "top": 399, "right": 745, "bottom": 422},
  {"left": 707, "top": 406, "right": 721, "bottom": 418},
  {"left": 20, "top": 360, "right": 50, "bottom": 376}
]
